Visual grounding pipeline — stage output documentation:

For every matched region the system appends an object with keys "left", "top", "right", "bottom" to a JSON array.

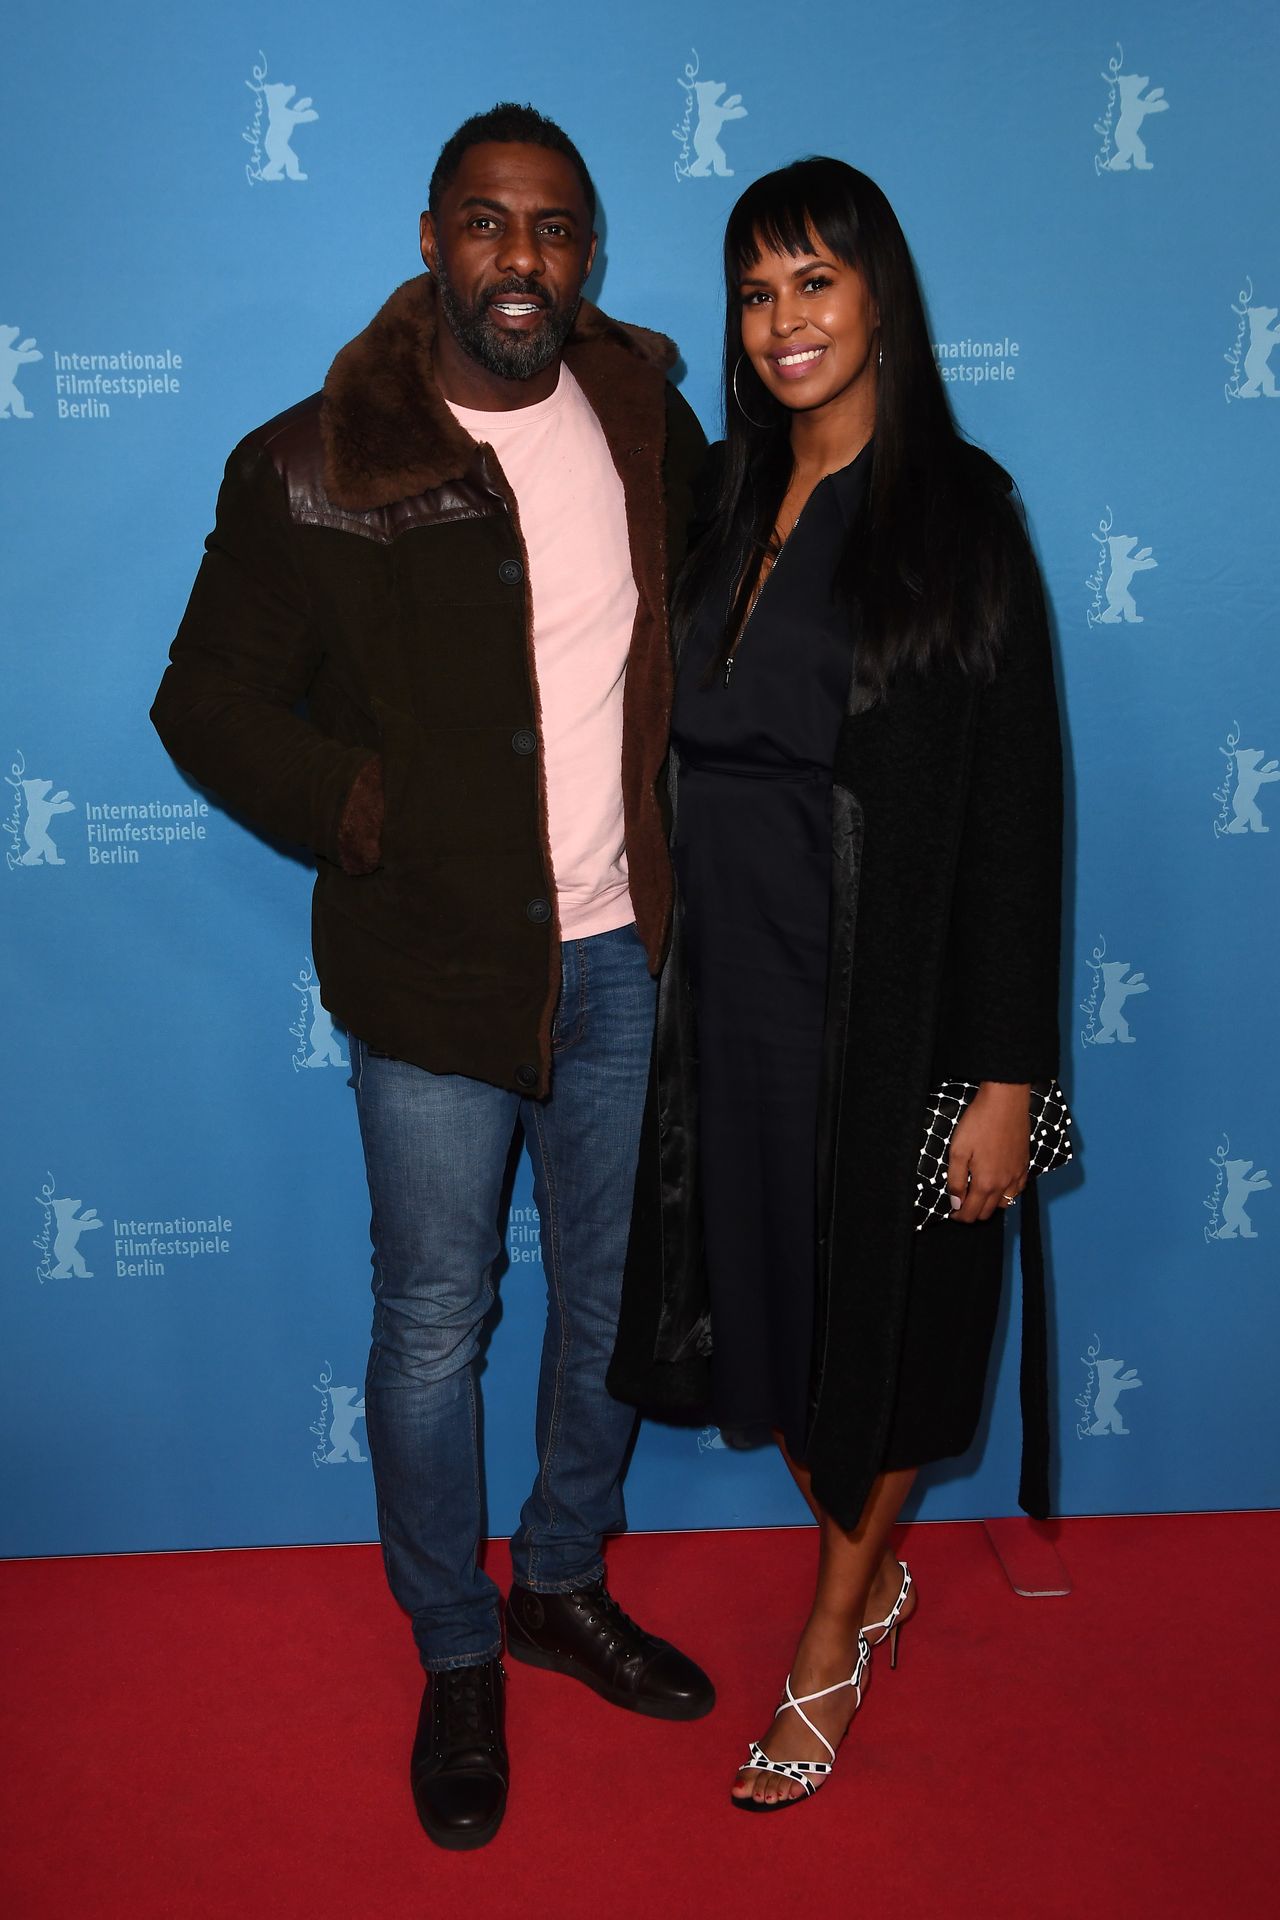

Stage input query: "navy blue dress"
[{"left": 672, "top": 448, "right": 870, "bottom": 1456}]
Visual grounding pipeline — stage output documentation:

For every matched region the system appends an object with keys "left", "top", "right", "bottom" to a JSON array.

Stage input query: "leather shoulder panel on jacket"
[{"left": 244, "top": 391, "right": 496, "bottom": 545}]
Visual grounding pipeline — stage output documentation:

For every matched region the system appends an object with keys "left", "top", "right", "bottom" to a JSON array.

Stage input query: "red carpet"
[{"left": 2, "top": 1514, "right": 1273, "bottom": 1919}]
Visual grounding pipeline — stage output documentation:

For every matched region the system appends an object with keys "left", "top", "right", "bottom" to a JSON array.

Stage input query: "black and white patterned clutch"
[{"left": 915, "top": 1079, "right": 1073, "bottom": 1229}]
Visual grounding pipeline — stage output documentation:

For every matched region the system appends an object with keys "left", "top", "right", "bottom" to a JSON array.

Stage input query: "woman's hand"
[{"left": 946, "top": 1082, "right": 1031, "bottom": 1223}]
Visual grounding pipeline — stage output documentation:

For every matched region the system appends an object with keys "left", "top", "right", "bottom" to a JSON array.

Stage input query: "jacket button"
[
  {"left": 512, "top": 729, "right": 537, "bottom": 755},
  {"left": 515, "top": 1064, "right": 538, "bottom": 1090},
  {"left": 498, "top": 558, "right": 524, "bottom": 585},
  {"left": 526, "top": 897, "right": 551, "bottom": 924}
]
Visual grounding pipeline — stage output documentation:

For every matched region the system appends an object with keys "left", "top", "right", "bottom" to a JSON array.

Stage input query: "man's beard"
[{"left": 436, "top": 265, "right": 578, "bottom": 381}]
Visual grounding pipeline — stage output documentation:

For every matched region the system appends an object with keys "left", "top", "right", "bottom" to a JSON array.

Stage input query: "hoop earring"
[
  {"left": 878, "top": 341, "right": 883, "bottom": 370},
  {"left": 732, "top": 353, "right": 773, "bottom": 429}
]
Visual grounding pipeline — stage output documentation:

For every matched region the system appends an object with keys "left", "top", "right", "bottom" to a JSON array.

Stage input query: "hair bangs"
[{"left": 726, "top": 161, "right": 862, "bottom": 282}]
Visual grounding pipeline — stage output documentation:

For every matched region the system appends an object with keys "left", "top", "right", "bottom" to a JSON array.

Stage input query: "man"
[{"left": 152, "top": 103, "right": 711, "bottom": 1850}]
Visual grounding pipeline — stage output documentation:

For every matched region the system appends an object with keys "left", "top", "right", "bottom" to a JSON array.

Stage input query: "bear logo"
[
  {"left": 1237, "top": 306, "right": 1280, "bottom": 399},
  {"left": 686, "top": 80, "right": 747, "bottom": 178},
  {"left": 1093, "top": 961, "right": 1148, "bottom": 1044},
  {"left": 324, "top": 1385, "right": 367, "bottom": 1463},
  {"left": 303, "top": 983, "right": 347, "bottom": 1069},
  {"left": 50, "top": 1197, "right": 104, "bottom": 1279},
  {"left": 1226, "top": 748, "right": 1280, "bottom": 833},
  {"left": 1106, "top": 74, "right": 1168, "bottom": 171},
  {"left": 18, "top": 777, "right": 74, "bottom": 865},
  {"left": 1098, "top": 535, "right": 1156, "bottom": 624},
  {"left": 1213, "top": 1159, "right": 1271, "bottom": 1240},
  {"left": 261, "top": 83, "right": 318, "bottom": 183},
  {"left": 0, "top": 325, "right": 42, "bottom": 420},
  {"left": 1087, "top": 1356, "right": 1142, "bottom": 1435}
]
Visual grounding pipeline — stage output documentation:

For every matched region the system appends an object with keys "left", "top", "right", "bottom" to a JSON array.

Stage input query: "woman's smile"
[{"left": 769, "top": 341, "right": 830, "bottom": 378}]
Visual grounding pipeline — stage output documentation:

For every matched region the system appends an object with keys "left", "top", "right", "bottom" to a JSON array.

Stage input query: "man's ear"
[
  {"left": 419, "top": 210, "right": 438, "bottom": 273},
  {"left": 583, "top": 231, "right": 598, "bottom": 285}
]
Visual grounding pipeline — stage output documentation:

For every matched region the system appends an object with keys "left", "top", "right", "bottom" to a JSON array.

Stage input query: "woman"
[{"left": 608, "top": 158, "right": 1063, "bottom": 1809}]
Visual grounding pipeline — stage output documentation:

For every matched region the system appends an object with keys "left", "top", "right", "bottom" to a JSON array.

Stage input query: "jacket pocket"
[
  {"left": 343, "top": 697, "right": 547, "bottom": 972},
  {"left": 373, "top": 696, "right": 539, "bottom": 859}
]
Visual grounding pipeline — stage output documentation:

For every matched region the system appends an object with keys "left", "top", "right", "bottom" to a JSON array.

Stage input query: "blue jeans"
[{"left": 350, "top": 923, "right": 655, "bottom": 1671}]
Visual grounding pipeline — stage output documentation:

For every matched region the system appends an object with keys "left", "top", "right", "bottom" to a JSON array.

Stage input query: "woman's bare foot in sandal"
[
  {"left": 730, "top": 1470, "right": 920, "bottom": 1807},
  {"left": 730, "top": 1553, "right": 916, "bottom": 1807},
  {"left": 730, "top": 1615, "right": 869, "bottom": 1807}
]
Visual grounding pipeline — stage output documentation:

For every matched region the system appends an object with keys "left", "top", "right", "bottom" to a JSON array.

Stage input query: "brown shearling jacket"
[{"left": 152, "top": 275, "right": 707, "bottom": 1095}]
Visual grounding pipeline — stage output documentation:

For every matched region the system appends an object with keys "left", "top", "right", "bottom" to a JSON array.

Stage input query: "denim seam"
[
  {"left": 374, "top": 1490, "right": 398, "bottom": 1600},
  {"left": 465, "top": 1360, "right": 485, "bottom": 1615},
  {"left": 553, "top": 939, "right": 589, "bottom": 1053},
  {"left": 526, "top": 1098, "right": 571, "bottom": 1584}
]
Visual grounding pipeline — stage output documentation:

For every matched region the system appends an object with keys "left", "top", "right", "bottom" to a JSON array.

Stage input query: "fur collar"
[{"left": 322, "top": 273, "right": 677, "bottom": 509}]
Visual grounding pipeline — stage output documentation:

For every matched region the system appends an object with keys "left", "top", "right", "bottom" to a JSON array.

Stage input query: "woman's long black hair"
[{"left": 676, "top": 157, "right": 1012, "bottom": 693}]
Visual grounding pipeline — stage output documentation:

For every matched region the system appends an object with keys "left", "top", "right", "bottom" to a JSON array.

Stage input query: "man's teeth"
[
  {"left": 494, "top": 302, "right": 541, "bottom": 314},
  {"left": 777, "top": 347, "right": 825, "bottom": 366}
]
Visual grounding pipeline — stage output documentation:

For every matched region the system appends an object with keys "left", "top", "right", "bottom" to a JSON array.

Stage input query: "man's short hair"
[{"left": 428, "top": 102, "right": 597, "bottom": 225}]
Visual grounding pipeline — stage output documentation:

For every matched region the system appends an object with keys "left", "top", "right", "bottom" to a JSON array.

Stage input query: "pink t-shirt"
[{"left": 446, "top": 367, "right": 638, "bottom": 941}]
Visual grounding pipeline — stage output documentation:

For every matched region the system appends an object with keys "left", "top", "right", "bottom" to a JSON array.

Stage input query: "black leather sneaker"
[
  {"left": 505, "top": 1581, "right": 715, "bottom": 1721},
  {"left": 409, "top": 1659, "right": 508, "bottom": 1850}
]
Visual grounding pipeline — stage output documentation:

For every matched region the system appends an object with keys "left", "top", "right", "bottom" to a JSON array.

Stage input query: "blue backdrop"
[{"left": 4, "top": 0, "right": 1277, "bottom": 1558}]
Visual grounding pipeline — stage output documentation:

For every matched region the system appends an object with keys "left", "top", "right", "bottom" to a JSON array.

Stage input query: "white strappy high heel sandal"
[
  {"left": 862, "top": 1559, "right": 914, "bottom": 1669},
  {"left": 735, "top": 1632, "right": 871, "bottom": 1809},
  {"left": 734, "top": 1560, "right": 916, "bottom": 1810}
]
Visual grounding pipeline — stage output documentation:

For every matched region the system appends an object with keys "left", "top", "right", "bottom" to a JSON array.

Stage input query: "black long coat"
[{"left": 608, "top": 467, "right": 1063, "bottom": 1530}]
